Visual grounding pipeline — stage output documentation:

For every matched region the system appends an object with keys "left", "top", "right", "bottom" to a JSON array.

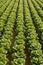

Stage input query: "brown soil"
[{"left": 25, "top": 43, "right": 30, "bottom": 65}]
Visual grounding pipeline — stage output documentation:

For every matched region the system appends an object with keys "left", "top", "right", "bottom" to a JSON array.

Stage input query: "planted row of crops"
[
  {"left": 11, "top": 0, "right": 26, "bottom": 64},
  {"left": 40, "top": 0, "right": 43, "bottom": 3},
  {"left": 31, "top": 0, "right": 43, "bottom": 21},
  {"left": 24, "top": 0, "right": 43, "bottom": 65},
  {"left": 35, "top": 0, "right": 43, "bottom": 10},
  {"left": 0, "top": 0, "right": 43, "bottom": 65},
  {"left": 0, "top": 0, "right": 15, "bottom": 39},
  {"left": 27, "top": 0, "right": 43, "bottom": 45}
]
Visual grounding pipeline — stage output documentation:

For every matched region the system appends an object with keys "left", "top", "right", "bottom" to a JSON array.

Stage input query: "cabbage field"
[{"left": 0, "top": 0, "right": 43, "bottom": 65}]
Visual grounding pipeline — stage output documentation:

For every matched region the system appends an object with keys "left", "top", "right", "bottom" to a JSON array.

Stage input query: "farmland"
[{"left": 0, "top": 0, "right": 43, "bottom": 65}]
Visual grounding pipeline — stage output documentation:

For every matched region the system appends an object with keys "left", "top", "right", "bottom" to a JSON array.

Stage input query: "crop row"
[
  {"left": 27, "top": 0, "right": 43, "bottom": 45},
  {"left": 11, "top": 0, "right": 26, "bottom": 65},
  {"left": 35, "top": 0, "right": 43, "bottom": 10},
  {"left": 31, "top": 0, "right": 43, "bottom": 21},
  {"left": 40, "top": 0, "right": 43, "bottom": 3},
  {"left": 0, "top": 0, "right": 11, "bottom": 16},
  {"left": 24, "top": 0, "right": 43, "bottom": 65},
  {"left": 0, "top": 0, "right": 15, "bottom": 39},
  {"left": 0, "top": 0, "right": 43, "bottom": 65},
  {"left": 0, "top": 0, "right": 7, "bottom": 8},
  {"left": 0, "top": 0, "right": 18, "bottom": 64}
]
